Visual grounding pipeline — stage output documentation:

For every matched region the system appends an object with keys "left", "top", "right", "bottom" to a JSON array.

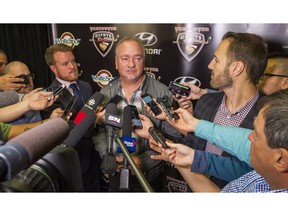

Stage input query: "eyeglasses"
[{"left": 263, "top": 73, "right": 288, "bottom": 78}]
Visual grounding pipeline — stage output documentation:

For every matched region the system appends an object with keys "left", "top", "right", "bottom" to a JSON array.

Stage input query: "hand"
[
  {"left": 0, "top": 74, "right": 26, "bottom": 91},
  {"left": 134, "top": 114, "right": 154, "bottom": 139},
  {"left": 167, "top": 108, "right": 200, "bottom": 133},
  {"left": 27, "top": 91, "right": 58, "bottom": 110},
  {"left": 49, "top": 108, "right": 64, "bottom": 119},
  {"left": 165, "top": 142, "right": 195, "bottom": 168},
  {"left": 185, "top": 83, "right": 208, "bottom": 100},
  {"left": 172, "top": 94, "right": 193, "bottom": 114},
  {"left": 95, "top": 107, "right": 105, "bottom": 125},
  {"left": 149, "top": 138, "right": 175, "bottom": 162},
  {"left": 143, "top": 100, "right": 167, "bottom": 121}
]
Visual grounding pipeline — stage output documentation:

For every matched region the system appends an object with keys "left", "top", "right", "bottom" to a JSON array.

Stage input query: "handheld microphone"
[
  {"left": 0, "top": 91, "right": 20, "bottom": 108},
  {"left": 0, "top": 118, "right": 70, "bottom": 181},
  {"left": 73, "top": 91, "right": 104, "bottom": 125},
  {"left": 100, "top": 103, "right": 121, "bottom": 175},
  {"left": 62, "top": 112, "right": 96, "bottom": 148},
  {"left": 156, "top": 96, "right": 179, "bottom": 122}
]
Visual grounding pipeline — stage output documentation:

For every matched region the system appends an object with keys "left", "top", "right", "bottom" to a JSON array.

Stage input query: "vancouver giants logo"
[
  {"left": 90, "top": 31, "right": 119, "bottom": 57},
  {"left": 173, "top": 31, "right": 211, "bottom": 62}
]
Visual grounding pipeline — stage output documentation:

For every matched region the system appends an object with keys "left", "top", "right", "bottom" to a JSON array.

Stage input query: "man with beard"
[{"left": 176, "top": 32, "right": 268, "bottom": 189}]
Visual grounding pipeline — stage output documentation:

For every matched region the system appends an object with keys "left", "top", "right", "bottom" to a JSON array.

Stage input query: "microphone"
[
  {"left": 0, "top": 118, "right": 70, "bottom": 181},
  {"left": 62, "top": 112, "right": 96, "bottom": 148},
  {"left": 119, "top": 105, "right": 133, "bottom": 191},
  {"left": 73, "top": 91, "right": 104, "bottom": 125},
  {"left": 0, "top": 91, "right": 19, "bottom": 108},
  {"left": 156, "top": 95, "right": 179, "bottom": 122},
  {"left": 100, "top": 103, "right": 121, "bottom": 175}
]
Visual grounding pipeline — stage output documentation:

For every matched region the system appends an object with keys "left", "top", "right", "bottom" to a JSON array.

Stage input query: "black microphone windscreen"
[
  {"left": 0, "top": 91, "right": 19, "bottom": 108},
  {"left": 105, "top": 103, "right": 119, "bottom": 115},
  {"left": 63, "top": 112, "right": 96, "bottom": 147},
  {"left": 122, "top": 105, "right": 132, "bottom": 137},
  {"left": 74, "top": 91, "right": 104, "bottom": 125},
  {"left": 6, "top": 118, "right": 70, "bottom": 163}
]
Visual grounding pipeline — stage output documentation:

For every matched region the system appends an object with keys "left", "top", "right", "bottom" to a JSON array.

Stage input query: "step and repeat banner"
[
  {"left": 52, "top": 23, "right": 288, "bottom": 93},
  {"left": 52, "top": 23, "right": 288, "bottom": 192}
]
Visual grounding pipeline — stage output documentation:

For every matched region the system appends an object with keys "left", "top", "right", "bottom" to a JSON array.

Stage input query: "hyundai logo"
[
  {"left": 135, "top": 32, "right": 157, "bottom": 47},
  {"left": 174, "top": 76, "right": 201, "bottom": 87}
]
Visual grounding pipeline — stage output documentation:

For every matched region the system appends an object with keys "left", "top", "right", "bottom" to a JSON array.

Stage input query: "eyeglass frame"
[{"left": 262, "top": 72, "right": 288, "bottom": 78}]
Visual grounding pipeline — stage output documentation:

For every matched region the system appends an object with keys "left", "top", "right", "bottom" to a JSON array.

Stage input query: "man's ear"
[
  {"left": 230, "top": 61, "right": 245, "bottom": 77},
  {"left": 274, "top": 148, "right": 288, "bottom": 173}
]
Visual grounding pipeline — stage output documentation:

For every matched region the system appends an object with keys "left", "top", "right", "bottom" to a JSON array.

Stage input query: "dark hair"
[
  {"left": 222, "top": 32, "right": 268, "bottom": 85},
  {"left": 45, "top": 43, "right": 73, "bottom": 66},
  {"left": 256, "top": 89, "right": 288, "bottom": 149}
]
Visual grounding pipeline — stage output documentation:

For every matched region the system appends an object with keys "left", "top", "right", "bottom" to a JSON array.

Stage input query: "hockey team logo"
[
  {"left": 91, "top": 69, "right": 114, "bottom": 88},
  {"left": 135, "top": 32, "right": 157, "bottom": 46},
  {"left": 173, "top": 32, "right": 211, "bottom": 62},
  {"left": 56, "top": 32, "right": 81, "bottom": 49},
  {"left": 90, "top": 31, "right": 119, "bottom": 57}
]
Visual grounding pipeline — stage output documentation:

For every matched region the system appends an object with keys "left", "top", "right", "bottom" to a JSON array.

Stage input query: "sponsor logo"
[
  {"left": 135, "top": 32, "right": 157, "bottom": 46},
  {"left": 173, "top": 26, "right": 211, "bottom": 62},
  {"left": 89, "top": 27, "right": 119, "bottom": 57},
  {"left": 56, "top": 32, "right": 81, "bottom": 49},
  {"left": 135, "top": 32, "right": 162, "bottom": 55},
  {"left": 174, "top": 76, "right": 201, "bottom": 87},
  {"left": 91, "top": 70, "right": 114, "bottom": 88}
]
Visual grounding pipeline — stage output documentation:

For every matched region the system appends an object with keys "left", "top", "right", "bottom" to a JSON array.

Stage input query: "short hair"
[
  {"left": 256, "top": 89, "right": 288, "bottom": 149},
  {"left": 267, "top": 52, "right": 288, "bottom": 76},
  {"left": 45, "top": 43, "right": 73, "bottom": 66},
  {"left": 222, "top": 32, "right": 268, "bottom": 85},
  {"left": 0, "top": 49, "right": 6, "bottom": 55},
  {"left": 115, "top": 36, "right": 145, "bottom": 59}
]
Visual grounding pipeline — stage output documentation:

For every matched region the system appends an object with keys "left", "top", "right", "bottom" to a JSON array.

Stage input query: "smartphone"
[
  {"left": 162, "top": 96, "right": 180, "bottom": 121},
  {"left": 62, "top": 96, "right": 77, "bottom": 120},
  {"left": 42, "top": 84, "right": 66, "bottom": 100},
  {"left": 15, "top": 74, "right": 30, "bottom": 85},
  {"left": 140, "top": 93, "right": 162, "bottom": 116},
  {"left": 148, "top": 127, "right": 169, "bottom": 149},
  {"left": 129, "top": 105, "right": 143, "bottom": 129},
  {"left": 168, "top": 81, "right": 191, "bottom": 97},
  {"left": 100, "top": 94, "right": 122, "bottom": 111}
]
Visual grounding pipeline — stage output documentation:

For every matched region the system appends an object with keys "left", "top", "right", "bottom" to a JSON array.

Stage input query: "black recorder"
[
  {"left": 148, "top": 127, "right": 169, "bottom": 149},
  {"left": 168, "top": 81, "right": 191, "bottom": 97},
  {"left": 161, "top": 96, "right": 180, "bottom": 121},
  {"left": 129, "top": 105, "right": 143, "bottom": 130},
  {"left": 15, "top": 74, "right": 30, "bottom": 85},
  {"left": 141, "top": 93, "right": 162, "bottom": 116}
]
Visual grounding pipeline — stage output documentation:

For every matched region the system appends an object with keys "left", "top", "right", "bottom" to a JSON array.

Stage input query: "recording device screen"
[
  {"left": 140, "top": 93, "right": 162, "bottom": 116},
  {"left": 168, "top": 81, "right": 191, "bottom": 97},
  {"left": 62, "top": 96, "right": 77, "bottom": 120},
  {"left": 129, "top": 105, "right": 143, "bottom": 129},
  {"left": 15, "top": 74, "right": 30, "bottom": 85}
]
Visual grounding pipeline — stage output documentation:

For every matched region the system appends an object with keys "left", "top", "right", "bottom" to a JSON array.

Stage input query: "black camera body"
[{"left": 15, "top": 74, "right": 30, "bottom": 85}]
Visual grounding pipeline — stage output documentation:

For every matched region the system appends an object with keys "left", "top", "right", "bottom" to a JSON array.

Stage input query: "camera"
[
  {"left": 15, "top": 74, "right": 30, "bottom": 85},
  {"left": 0, "top": 146, "right": 83, "bottom": 192}
]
